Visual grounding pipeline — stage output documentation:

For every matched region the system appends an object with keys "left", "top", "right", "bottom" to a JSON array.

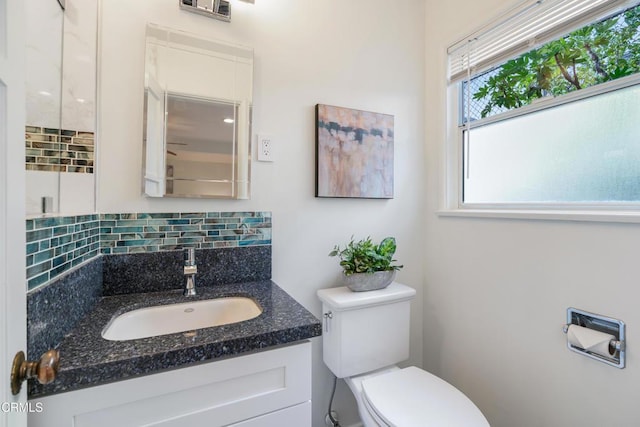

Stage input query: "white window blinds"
[{"left": 447, "top": 0, "right": 638, "bottom": 83}]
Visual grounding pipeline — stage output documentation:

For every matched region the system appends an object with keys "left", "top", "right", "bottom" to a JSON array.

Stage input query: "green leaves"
[
  {"left": 329, "top": 236, "right": 403, "bottom": 276},
  {"left": 471, "top": 4, "right": 640, "bottom": 119}
]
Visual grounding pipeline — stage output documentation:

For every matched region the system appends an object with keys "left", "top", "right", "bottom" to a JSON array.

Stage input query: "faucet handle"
[{"left": 184, "top": 265, "right": 198, "bottom": 275}]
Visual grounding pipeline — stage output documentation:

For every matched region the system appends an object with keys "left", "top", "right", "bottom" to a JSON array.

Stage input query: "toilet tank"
[{"left": 317, "top": 282, "right": 416, "bottom": 378}]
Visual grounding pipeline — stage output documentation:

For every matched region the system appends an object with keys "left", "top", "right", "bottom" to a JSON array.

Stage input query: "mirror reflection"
[
  {"left": 143, "top": 24, "right": 253, "bottom": 200},
  {"left": 25, "top": 0, "right": 98, "bottom": 216}
]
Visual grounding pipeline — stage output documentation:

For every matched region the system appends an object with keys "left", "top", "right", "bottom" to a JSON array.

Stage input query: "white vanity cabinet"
[{"left": 29, "top": 341, "right": 312, "bottom": 427}]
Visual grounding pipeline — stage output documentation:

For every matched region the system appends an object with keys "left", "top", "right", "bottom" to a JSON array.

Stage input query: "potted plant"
[{"left": 329, "top": 236, "right": 403, "bottom": 292}]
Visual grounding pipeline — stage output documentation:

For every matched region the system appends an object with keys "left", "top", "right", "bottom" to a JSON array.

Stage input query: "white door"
[{"left": 0, "top": 0, "right": 27, "bottom": 426}]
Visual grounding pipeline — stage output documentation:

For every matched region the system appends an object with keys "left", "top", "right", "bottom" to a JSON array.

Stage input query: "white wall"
[
  {"left": 98, "top": 1, "right": 426, "bottom": 426},
  {"left": 425, "top": 1, "right": 640, "bottom": 426}
]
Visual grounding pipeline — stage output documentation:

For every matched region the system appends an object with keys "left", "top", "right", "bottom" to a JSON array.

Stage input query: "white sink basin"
[{"left": 102, "top": 297, "right": 262, "bottom": 341}]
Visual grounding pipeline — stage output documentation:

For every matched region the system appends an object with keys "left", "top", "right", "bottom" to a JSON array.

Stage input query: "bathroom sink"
[{"left": 102, "top": 297, "right": 262, "bottom": 341}]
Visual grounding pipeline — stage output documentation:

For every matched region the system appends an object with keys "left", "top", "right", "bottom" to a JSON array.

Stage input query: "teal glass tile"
[
  {"left": 239, "top": 239, "right": 271, "bottom": 246},
  {"left": 26, "top": 220, "right": 34, "bottom": 231},
  {"left": 206, "top": 230, "right": 221, "bottom": 237},
  {"left": 33, "top": 249, "right": 55, "bottom": 264},
  {"left": 50, "top": 262, "right": 72, "bottom": 277},
  {"left": 119, "top": 213, "right": 137, "bottom": 220},
  {"left": 52, "top": 255, "right": 67, "bottom": 268},
  {"left": 75, "top": 238, "right": 88, "bottom": 248},
  {"left": 172, "top": 225, "right": 200, "bottom": 232},
  {"left": 33, "top": 217, "right": 56, "bottom": 229},
  {"left": 119, "top": 233, "right": 143, "bottom": 240},
  {"left": 58, "top": 242, "right": 76, "bottom": 255},
  {"left": 52, "top": 226, "right": 70, "bottom": 236},
  {"left": 181, "top": 231, "right": 206, "bottom": 238},
  {"left": 189, "top": 218, "right": 204, "bottom": 225},
  {"left": 167, "top": 219, "right": 190, "bottom": 225},
  {"left": 28, "top": 272, "right": 50, "bottom": 290},
  {"left": 40, "top": 240, "right": 51, "bottom": 250},
  {"left": 142, "top": 233, "right": 165, "bottom": 239},
  {"left": 101, "top": 214, "right": 118, "bottom": 220},
  {"left": 111, "top": 247, "right": 129, "bottom": 254},
  {"left": 26, "top": 255, "right": 33, "bottom": 267},
  {"left": 241, "top": 218, "right": 265, "bottom": 225},
  {"left": 221, "top": 212, "right": 255, "bottom": 217},
  {"left": 57, "top": 234, "right": 73, "bottom": 245},
  {"left": 101, "top": 220, "right": 116, "bottom": 227},
  {"left": 52, "top": 216, "right": 75, "bottom": 226},
  {"left": 116, "top": 239, "right": 163, "bottom": 247},
  {"left": 128, "top": 246, "right": 148, "bottom": 253},
  {"left": 201, "top": 224, "right": 226, "bottom": 230},
  {"left": 100, "top": 248, "right": 112, "bottom": 254},
  {"left": 176, "top": 237, "right": 204, "bottom": 245},
  {"left": 26, "top": 242, "right": 39, "bottom": 255},
  {"left": 27, "top": 229, "right": 52, "bottom": 242},
  {"left": 159, "top": 244, "right": 180, "bottom": 251},
  {"left": 147, "top": 219, "right": 169, "bottom": 226},
  {"left": 214, "top": 241, "right": 237, "bottom": 248},
  {"left": 147, "top": 213, "right": 180, "bottom": 219},
  {"left": 112, "top": 226, "right": 145, "bottom": 234},
  {"left": 27, "top": 261, "right": 51, "bottom": 279},
  {"left": 180, "top": 212, "right": 205, "bottom": 218},
  {"left": 73, "top": 246, "right": 90, "bottom": 258},
  {"left": 83, "top": 249, "right": 99, "bottom": 262},
  {"left": 206, "top": 212, "right": 221, "bottom": 218},
  {"left": 116, "top": 219, "right": 147, "bottom": 226}
]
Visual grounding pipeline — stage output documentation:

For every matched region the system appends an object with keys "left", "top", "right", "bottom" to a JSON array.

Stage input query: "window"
[{"left": 447, "top": 0, "right": 640, "bottom": 211}]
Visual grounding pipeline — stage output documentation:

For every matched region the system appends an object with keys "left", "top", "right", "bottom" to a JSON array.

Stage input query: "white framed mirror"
[{"left": 142, "top": 24, "right": 253, "bottom": 200}]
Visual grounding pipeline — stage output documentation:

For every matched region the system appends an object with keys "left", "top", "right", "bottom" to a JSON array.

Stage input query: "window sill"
[{"left": 437, "top": 208, "right": 640, "bottom": 224}]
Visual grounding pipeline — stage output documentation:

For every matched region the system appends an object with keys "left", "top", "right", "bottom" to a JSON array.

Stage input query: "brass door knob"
[{"left": 11, "top": 349, "right": 60, "bottom": 395}]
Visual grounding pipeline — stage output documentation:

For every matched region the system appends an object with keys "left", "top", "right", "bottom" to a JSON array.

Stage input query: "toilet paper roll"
[{"left": 567, "top": 324, "right": 616, "bottom": 357}]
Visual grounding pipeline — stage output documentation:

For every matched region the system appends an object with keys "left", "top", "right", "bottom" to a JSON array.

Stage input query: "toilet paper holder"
[{"left": 563, "top": 307, "right": 626, "bottom": 369}]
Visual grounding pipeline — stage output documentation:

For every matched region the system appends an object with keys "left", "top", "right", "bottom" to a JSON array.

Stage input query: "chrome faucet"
[{"left": 183, "top": 248, "right": 197, "bottom": 296}]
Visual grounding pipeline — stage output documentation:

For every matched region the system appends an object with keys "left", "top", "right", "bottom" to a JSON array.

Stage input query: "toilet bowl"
[{"left": 317, "top": 283, "right": 489, "bottom": 427}]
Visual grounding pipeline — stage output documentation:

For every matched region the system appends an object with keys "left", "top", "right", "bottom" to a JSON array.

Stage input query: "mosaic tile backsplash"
[
  {"left": 26, "top": 215, "right": 100, "bottom": 290},
  {"left": 25, "top": 126, "right": 95, "bottom": 173},
  {"left": 100, "top": 212, "right": 272, "bottom": 254},
  {"left": 26, "top": 211, "right": 272, "bottom": 290}
]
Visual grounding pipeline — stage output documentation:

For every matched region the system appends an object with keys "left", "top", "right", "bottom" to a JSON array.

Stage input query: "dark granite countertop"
[{"left": 29, "top": 280, "right": 322, "bottom": 398}]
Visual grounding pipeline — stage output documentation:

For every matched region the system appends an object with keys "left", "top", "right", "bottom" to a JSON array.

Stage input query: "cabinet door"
[{"left": 29, "top": 341, "right": 312, "bottom": 427}]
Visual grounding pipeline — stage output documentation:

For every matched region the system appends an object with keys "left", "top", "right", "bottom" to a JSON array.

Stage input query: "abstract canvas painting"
[{"left": 315, "top": 104, "right": 394, "bottom": 199}]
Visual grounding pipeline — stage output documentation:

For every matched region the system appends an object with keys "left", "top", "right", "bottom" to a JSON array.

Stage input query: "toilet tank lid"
[{"left": 317, "top": 282, "right": 416, "bottom": 310}]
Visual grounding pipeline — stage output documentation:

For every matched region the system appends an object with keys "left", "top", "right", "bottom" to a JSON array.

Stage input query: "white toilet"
[{"left": 317, "top": 282, "right": 490, "bottom": 427}]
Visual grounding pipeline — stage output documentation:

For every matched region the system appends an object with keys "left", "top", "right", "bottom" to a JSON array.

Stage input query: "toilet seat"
[{"left": 361, "top": 366, "right": 490, "bottom": 427}]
